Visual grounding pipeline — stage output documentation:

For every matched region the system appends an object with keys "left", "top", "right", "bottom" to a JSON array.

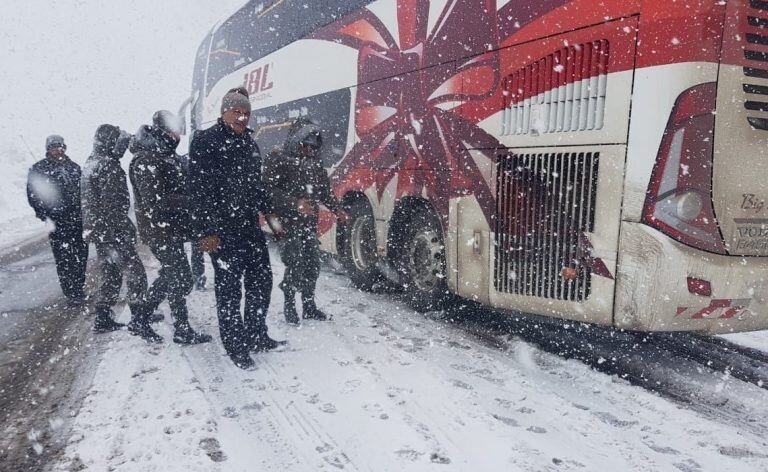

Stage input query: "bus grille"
[
  {"left": 494, "top": 152, "right": 599, "bottom": 301},
  {"left": 500, "top": 40, "right": 609, "bottom": 136},
  {"left": 744, "top": 0, "right": 768, "bottom": 130}
]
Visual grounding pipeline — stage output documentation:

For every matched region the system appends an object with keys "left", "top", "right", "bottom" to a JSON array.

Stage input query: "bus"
[{"left": 188, "top": 0, "right": 768, "bottom": 334}]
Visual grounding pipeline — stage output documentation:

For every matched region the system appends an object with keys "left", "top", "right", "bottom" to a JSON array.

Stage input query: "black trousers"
[
  {"left": 146, "top": 240, "right": 193, "bottom": 327},
  {"left": 94, "top": 241, "right": 148, "bottom": 310},
  {"left": 278, "top": 224, "right": 320, "bottom": 295},
  {"left": 49, "top": 221, "right": 88, "bottom": 299},
  {"left": 189, "top": 243, "right": 205, "bottom": 279},
  {"left": 210, "top": 231, "right": 272, "bottom": 356}
]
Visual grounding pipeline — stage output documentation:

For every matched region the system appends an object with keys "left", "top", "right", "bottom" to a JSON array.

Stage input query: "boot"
[
  {"left": 252, "top": 333, "right": 285, "bottom": 353},
  {"left": 194, "top": 275, "right": 207, "bottom": 291},
  {"left": 173, "top": 323, "right": 213, "bottom": 345},
  {"left": 282, "top": 288, "right": 299, "bottom": 325},
  {"left": 127, "top": 304, "right": 164, "bottom": 344},
  {"left": 229, "top": 351, "right": 255, "bottom": 369},
  {"left": 93, "top": 307, "right": 125, "bottom": 333},
  {"left": 301, "top": 293, "right": 328, "bottom": 321}
]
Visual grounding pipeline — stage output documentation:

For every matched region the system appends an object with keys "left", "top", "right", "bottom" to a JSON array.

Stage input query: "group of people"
[{"left": 26, "top": 87, "right": 347, "bottom": 369}]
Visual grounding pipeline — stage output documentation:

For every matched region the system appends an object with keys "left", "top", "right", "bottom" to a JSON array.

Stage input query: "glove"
[{"left": 197, "top": 235, "right": 221, "bottom": 253}]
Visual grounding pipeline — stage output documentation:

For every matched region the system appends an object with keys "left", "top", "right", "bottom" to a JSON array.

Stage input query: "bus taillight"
[{"left": 642, "top": 82, "right": 727, "bottom": 255}]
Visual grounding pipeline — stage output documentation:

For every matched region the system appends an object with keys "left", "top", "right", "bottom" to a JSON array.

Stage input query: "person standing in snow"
[
  {"left": 81, "top": 124, "right": 162, "bottom": 342},
  {"left": 189, "top": 87, "right": 282, "bottom": 369},
  {"left": 26, "top": 135, "right": 88, "bottom": 303},
  {"left": 176, "top": 151, "right": 207, "bottom": 291},
  {"left": 262, "top": 118, "right": 347, "bottom": 324},
  {"left": 128, "top": 110, "right": 212, "bottom": 345}
]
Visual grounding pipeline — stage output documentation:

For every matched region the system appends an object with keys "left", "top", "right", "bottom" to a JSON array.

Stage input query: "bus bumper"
[{"left": 614, "top": 222, "right": 768, "bottom": 334}]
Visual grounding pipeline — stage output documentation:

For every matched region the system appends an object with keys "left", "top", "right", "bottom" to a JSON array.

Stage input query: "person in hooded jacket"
[
  {"left": 129, "top": 110, "right": 212, "bottom": 345},
  {"left": 262, "top": 117, "right": 348, "bottom": 324},
  {"left": 189, "top": 88, "right": 282, "bottom": 369},
  {"left": 81, "top": 124, "right": 162, "bottom": 342},
  {"left": 26, "top": 135, "right": 88, "bottom": 303}
]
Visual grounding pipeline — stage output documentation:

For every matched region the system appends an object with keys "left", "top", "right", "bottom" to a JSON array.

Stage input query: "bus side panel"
[{"left": 467, "top": 19, "right": 638, "bottom": 325}]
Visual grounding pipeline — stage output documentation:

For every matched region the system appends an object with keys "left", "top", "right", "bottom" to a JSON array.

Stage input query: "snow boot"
[
  {"left": 282, "top": 289, "right": 300, "bottom": 325},
  {"left": 229, "top": 351, "right": 255, "bottom": 369},
  {"left": 301, "top": 294, "right": 328, "bottom": 321},
  {"left": 194, "top": 275, "right": 207, "bottom": 291},
  {"left": 252, "top": 334, "right": 285, "bottom": 353},
  {"left": 93, "top": 307, "right": 125, "bottom": 333},
  {"left": 127, "top": 304, "right": 163, "bottom": 344},
  {"left": 173, "top": 323, "right": 213, "bottom": 345}
]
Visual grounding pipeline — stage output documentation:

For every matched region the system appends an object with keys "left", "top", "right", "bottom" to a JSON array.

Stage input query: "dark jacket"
[
  {"left": 188, "top": 119, "right": 273, "bottom": 240},
  {"left": 81, "top": 125, "right": 135, "bottom": 244},
  {"left": 27, "top": 155, "right": 82, "bottom": 226},
  {"left": 262, "top": 121, "right": 339, "bottom": 228},
  {"left": 128, "top": 125, "right": 190, "bottom": 246}
]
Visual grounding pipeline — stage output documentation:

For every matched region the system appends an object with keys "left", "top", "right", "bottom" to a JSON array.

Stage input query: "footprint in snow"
[
  {"left": 527, "top": 426, "right": 547, "bottom": 434},
  {"left": 320, "top": 403, "right": 337, "bottom": 414},
  {"left": 491, "top": 414, "right": 519, "bottom": 427},
  {"left": 199, "top": 437, "right": 227, "bottom": 463},
  {"left": 430, "top": 452, "right": 451, "bottom": 464},
  {"left": 222, "top": 407, "right": 239, "bottom": 418},
  {"left": 241, "top": 401, "right": 267, "bottom": 412},
  {"left": 450, "top": 379, "right": 473, "bottom": 390},
  {"left": 673, "top": 459, "right": 702, "bottom": 472},
  {"left": 593, "top": 411, "right": 638, "bottom": 428},
  {"left": 395, "top": 448, "right": 423, "bottom": 461}
]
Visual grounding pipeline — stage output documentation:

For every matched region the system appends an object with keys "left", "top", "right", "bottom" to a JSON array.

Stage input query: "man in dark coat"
[
  {"left": 263, "top": 118, "right": 347, "bottom": 323},
  {"left": 129, "top": 110, "right": 212, "bottom": 345},
  {"left": 189, "top": 88, "right": 281, "bottom": 369},
  {"left": 26, "top": 135, "right": 88, "bottom": 303},
  {"left": 81, "top": 124, "right": 162, "bottom": 342}
]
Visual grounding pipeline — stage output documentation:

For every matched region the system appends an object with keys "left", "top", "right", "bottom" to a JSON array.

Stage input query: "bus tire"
[
  {"left": 339, "top": 200, "right": 382, "bottom": 291},
  {"left": 398, "top": 209, "right": 450, "bottom": 312}
]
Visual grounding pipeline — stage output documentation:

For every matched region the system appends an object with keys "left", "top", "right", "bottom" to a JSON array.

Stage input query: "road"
[
  {"left": 0, "top": 237, "right": 98, "bottom": 470},
  {"left": 1, "top": 239, "right": 767, "bottom": 471}
]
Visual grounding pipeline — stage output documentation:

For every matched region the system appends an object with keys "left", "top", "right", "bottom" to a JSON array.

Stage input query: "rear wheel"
[
  {"left": 339, "top": 200, "right": 382, "bottom": 291},
  {"left": 398, "top": 210, "right": 450, "bottom": 312}
]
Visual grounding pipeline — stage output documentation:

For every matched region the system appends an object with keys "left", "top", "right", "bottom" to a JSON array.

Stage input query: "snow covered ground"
[{"left": 49, "top": 251, "right": 768, "bottom": 472}]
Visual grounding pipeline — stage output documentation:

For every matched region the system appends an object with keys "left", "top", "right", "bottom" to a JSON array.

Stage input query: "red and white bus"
[{"left": 189, "top": 0, "right": 768, "bottom": 334}]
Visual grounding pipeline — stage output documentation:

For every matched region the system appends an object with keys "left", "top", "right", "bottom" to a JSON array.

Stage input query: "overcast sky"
[{"left": 0, "top": 0, "right": 244, "bottom": 162}]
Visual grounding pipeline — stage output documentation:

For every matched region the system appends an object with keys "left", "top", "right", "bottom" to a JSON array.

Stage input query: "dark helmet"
[
  {"left": 152, "top": 110, "right": 183, "bottom": 136},
  {"left": 286, "top": 117, "right": 322, "bottom": 155},
  {"left": 150, "top": 110, "right": 182, "bottom": 151}
]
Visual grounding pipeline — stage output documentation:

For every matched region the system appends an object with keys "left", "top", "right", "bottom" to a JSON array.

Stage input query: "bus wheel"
[
  {"left": 399, "top": 210, "right": 450, "bottom": 312},
  {"left": 340, "top": 200, "right": 382, "bottom": 291}
]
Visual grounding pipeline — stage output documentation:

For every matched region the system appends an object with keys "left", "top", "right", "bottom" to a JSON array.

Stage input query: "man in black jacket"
[
  {"left": 189, "top": 89, "right": 281, "bottom": 369},
  {"left": 263, "top": 118, "right": 347, "bottom": 323},
  {"left": 129, "top": 111, "right": 212, "bottom": 345},
  {"left": 26, "top": 135, "right": 88, "bottom": 303},
  {"left": 81, "top": 124, "right": 162, "bottom": 342}
]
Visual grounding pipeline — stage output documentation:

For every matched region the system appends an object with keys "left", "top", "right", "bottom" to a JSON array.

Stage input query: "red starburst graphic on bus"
[{"left": 312, "top": 0, "right": 504, "bottom": 223}]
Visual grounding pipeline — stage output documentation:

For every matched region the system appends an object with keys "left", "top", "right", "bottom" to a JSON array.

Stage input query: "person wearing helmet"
[
  {"left": 128, "top": 111, "right": 212, "bottom": 345},
  {"left": 26, "top": 135, "right": 88, "bottom": 303},
  {"left": 81, "top": 124, "right": 162, "bottom": 342},
  {"left": 262, "top": 117, "right": 348, "bottom": 324}
]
